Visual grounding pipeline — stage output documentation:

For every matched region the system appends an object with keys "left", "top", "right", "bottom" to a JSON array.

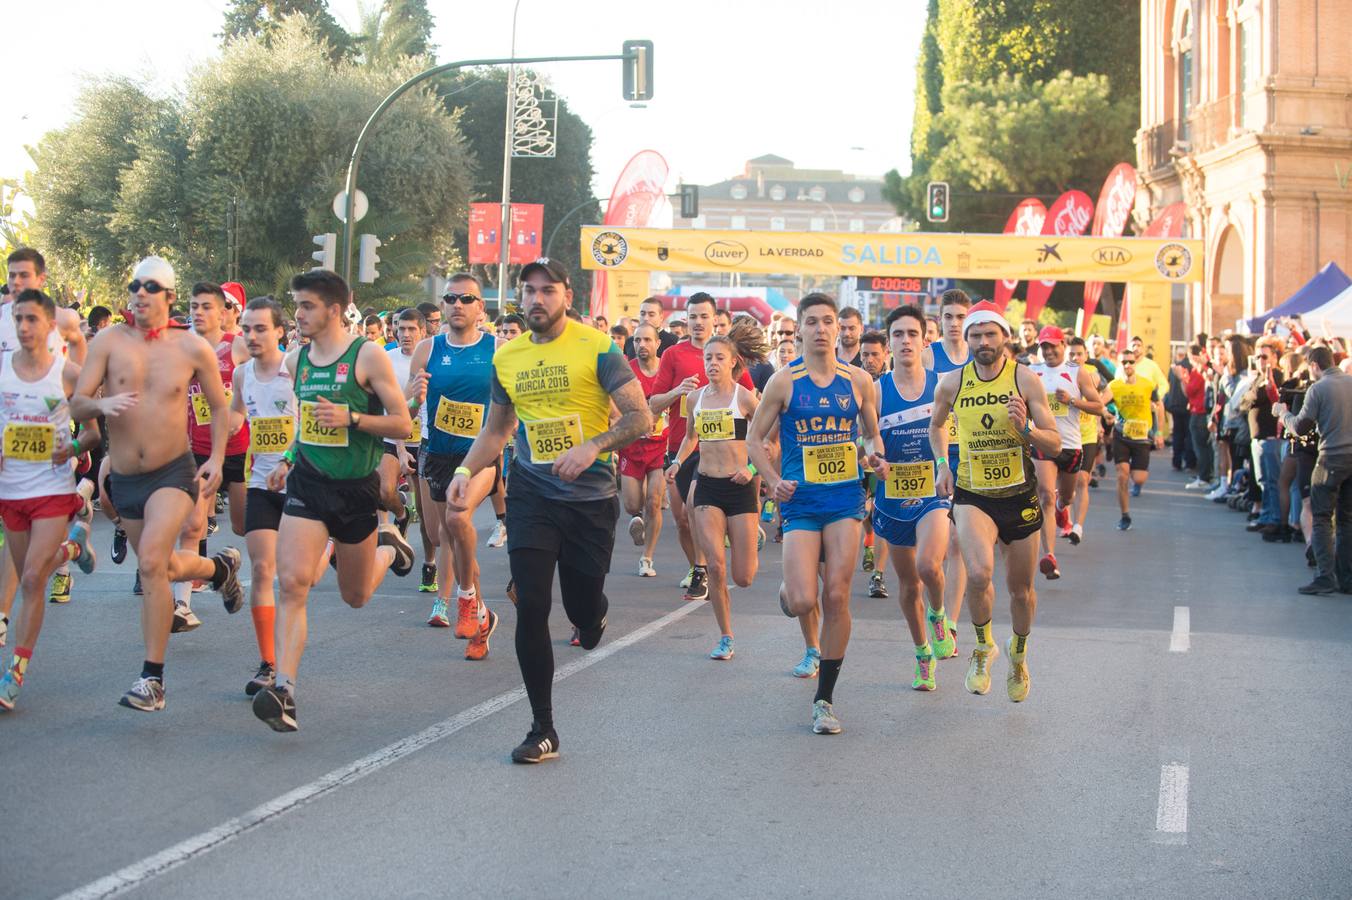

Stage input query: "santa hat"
[
  {"left": 220, "top": 281, "right": 246, "bottom": 310},
  {"left": 963, "top": 300, "right": 1012, "bottom": 338}
]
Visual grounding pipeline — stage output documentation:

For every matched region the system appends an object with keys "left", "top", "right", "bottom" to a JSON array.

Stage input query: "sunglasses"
[
  {"left": 1122, "top": 359, "right": 1136, "bottom": 365},
  {"left": 775, "top": 329, "right": 796, "bottom": 336},
  {"left": 128, "top": 279, "right": 169, "bottom": 294},
  {"left": 441, "top": 293, "right": 480, "bottom": 305}
]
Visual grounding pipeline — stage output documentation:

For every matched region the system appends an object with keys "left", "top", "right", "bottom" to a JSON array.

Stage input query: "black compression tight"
[{"left": 509, "top": 547, "right": 610, "bottom": 730}]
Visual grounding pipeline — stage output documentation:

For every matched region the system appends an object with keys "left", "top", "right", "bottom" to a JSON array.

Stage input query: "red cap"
[
  {"left": 220, "top": 282, "right": 246, "bottom": 310},
  {"left": 1037, "top": 325, "right": 1066, "bottom": 345}
]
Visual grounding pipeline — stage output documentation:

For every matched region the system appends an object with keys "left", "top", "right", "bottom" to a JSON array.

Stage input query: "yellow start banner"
[{"left": 580, "top": 226, "right": 1204, "bottom": 284}]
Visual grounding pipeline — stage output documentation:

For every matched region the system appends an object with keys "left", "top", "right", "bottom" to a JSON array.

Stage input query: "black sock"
[
  {"left": 142, "top": 660, "right": 165, "bottom": 682},
  {"left": 496, "top": 513, "right": 505, "bottom": 522},
  {"left": 210, "top": 556, "right": 228, "bottom": 590},
  {"left": 814, "top": 658, "right": 843, "bottom": 705},
  {"left": 198, "top": 538, "right": 207, "bottom": 557}
]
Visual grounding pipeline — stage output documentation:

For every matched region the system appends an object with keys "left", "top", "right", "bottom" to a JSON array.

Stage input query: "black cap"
[{"left": 518, "top": 257, "right": 571, "bottom": 288}]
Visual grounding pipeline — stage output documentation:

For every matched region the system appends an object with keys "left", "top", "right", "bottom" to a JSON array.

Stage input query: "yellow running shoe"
[
  {"left": 1005, "top": 636, "right": 1030, "bottom": 702},
  {"left": 964, "top": 643, "right": 999, "bottom": 695},
  {"left": 49, "top": 572, "right": 72, "bottom": 604}
]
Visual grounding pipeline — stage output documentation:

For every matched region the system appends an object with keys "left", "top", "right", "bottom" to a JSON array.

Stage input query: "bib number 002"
[{"left": 802, "top": 443, "right": 859, "bottom": 485}]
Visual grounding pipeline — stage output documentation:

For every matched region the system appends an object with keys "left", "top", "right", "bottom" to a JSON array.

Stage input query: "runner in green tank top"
[{"left": 251, "top": 269, "right": 415, "bottom": 734}]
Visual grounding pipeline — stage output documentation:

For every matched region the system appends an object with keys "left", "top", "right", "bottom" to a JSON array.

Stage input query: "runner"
[
  {"left": 1101, "top": 348, "right": 1165, "bottom": 531},
  {"left": 69, "top": 257, "right": 245, "bottom": 712},
  {"left": 1028, "top": 326, "right": 1103, "bottom": 577},
  {"left": 857, "top": 330, "right": 891, "bottom": 599},
  {"left": 249, "top": 269, "right": 415, "bottom": 732},
  {"left": 868, "top": 305, "right": 954, "bottom": 691},
  {"left": 928, "top": 300, "right": 1061, "bottom": 703},
  {"left": 747, "top": 293, "right": 881, "bottom": 734},
  {"left": 407, "top": 276, "right": 499, "bottom": 660},
  {"left": 1067, "top": 337, "right": 1107, "bottom": 542},
  {"left": 447, "top": 257, "right": 651, "bottom": 763},
  {"left": 667, "top": 320, "right": 765, "bottom": 660},
  {"left": 0, "top": 290, "right": 99, "bottom": 710},
  {"left": 377, "top": 308, "right": 424, "bottom": 541},
  {"left": 620, "top": 322, "right": 668, "bottom": 578}
]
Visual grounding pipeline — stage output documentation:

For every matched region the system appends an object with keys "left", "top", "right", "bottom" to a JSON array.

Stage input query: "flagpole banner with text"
[
  {"left": 993, "top": 198, "right": 1048, "bottom": 311},
  {"left": 580, "top": 227, "right": 1203, "bottom": 285}
]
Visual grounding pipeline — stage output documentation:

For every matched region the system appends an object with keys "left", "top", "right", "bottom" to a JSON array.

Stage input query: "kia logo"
[
  {"left": 1093, "top": 246, "right": 1132, "bottom": 266},
  {"left": 704, "top": 240, "right": 749, "bottom": 267}
]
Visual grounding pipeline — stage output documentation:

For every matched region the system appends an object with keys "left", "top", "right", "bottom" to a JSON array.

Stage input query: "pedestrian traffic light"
[
  {"left": 622, "top": 40, "right": 654, "bottom": 101},
  {"left": 311, "top": 233, "right": 336, "bottom": 270},
  {"left": 926, "top": 181, "right": 950, "bottom": 223},
  {"left": 680, "top": 183, "right": 699, "bottom": 219},
  {"left": 357, "top": 234, "right": 381, "bottom": 283}
]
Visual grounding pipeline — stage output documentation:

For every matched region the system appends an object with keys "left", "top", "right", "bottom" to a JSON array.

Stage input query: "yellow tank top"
[{"left": 953, "top": 359, "right": 1034, "bottom": 497}]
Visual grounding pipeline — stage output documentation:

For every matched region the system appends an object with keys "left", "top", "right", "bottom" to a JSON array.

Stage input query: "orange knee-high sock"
[{"left": 250, "top": 606, "right": 276, "bottom": 665}]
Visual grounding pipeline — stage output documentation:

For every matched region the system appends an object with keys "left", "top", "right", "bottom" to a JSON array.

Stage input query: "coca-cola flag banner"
[
  {"left": 1023, "top": 190, "right": 1094, "bottom": 322},
  {"left": 1081, "top": 163, "right": 1139, "bottom": 333},
  {"left": 994, "top": 198, "right": 1048, "bottom": 312}
]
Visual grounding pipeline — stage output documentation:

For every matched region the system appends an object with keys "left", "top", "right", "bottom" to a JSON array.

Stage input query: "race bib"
[
  {"left": 651, "top": 410, "right": 668, "bottom": 438},
  {"left": 525, "top": 414, "right": 584, "bottom": 463},
  {"left": 1079, "top": 410, "right": 1099, "bottom": 444},
  {"left": 250, "top": 415, "right": 294, "bottom": 454},
  {"left": 1047, "top": 395, "right": 1068, "bottom": 417},
  {"left": 970, "top": 448, "right": 1024, "bottom": 490},
  {"left": 803, "top": 442, "right": 859, "bottom": 485},
  {"left": 946, "top": 412, "right": 959, "bottom": 444},
  {"left": 434, "top": 397, "right": 484, "bottom": 438},
  {"left": 191, "top": 389, "right": 232, "bottom": 426},
  {"left": 885, "top": 461, "right": 936, "bottom": 500},
  {"left": 3, "top": 423, "right": 55, "bottom": 462},
  {"left": 299, "top": 400, "right": 348, "bottom": 447},
  {"left": 679, "top": 393, "right": 690, "bottom": 418},
  {"left": 694, "top": 408, "right": 736, "bottom": 442},
  {"left": 1124, "top": 419, "right": 1149, "bottom": 441},
  {"left": 407, "top": 416, "right": 422, "bottom": 445}
]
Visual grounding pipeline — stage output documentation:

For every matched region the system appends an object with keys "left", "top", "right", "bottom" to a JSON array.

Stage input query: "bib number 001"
[
  {"left": 802, "top": 443, "right": 859, "bottom": 485},
  {"left": 694, "top": 408, "right": 735, "bottom": 442}
]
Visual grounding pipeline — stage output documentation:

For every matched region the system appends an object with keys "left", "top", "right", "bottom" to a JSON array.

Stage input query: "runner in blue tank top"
[
  {"left": 749, "top": 293, "right": 880, "bottom": 736},
  {"left": 868, "top": 304, "right": 958, "bottom": 693}
]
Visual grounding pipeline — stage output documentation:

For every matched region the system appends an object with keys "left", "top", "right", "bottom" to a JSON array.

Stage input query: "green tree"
[
  {"left": 221, "top": 0, "right": 352, "bottom": 63},
  {"left": 353, "top": 0, "right": 435, "bottom": 65}
]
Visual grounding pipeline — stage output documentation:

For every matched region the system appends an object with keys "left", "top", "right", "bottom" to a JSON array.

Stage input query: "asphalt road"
[{"left": 3, "top": 462, "right": 1350, "bottom": 899}]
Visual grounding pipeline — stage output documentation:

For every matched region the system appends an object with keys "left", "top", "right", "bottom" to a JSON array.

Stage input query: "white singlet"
[
  {"left": 1030, "top": 360, "right": 1084, "bottom": 450},
  {"left": 384, "top": 345, "right": 420, "bottom": 447},
  {"left": 0, "top": 354, "right": 75, "bottom": 500},
  {"left": 237, "top": 358, "right": 297, "bottom": 491}
]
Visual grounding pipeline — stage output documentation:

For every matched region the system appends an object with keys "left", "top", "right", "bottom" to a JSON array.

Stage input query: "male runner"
[
  {"left": 0, "top": 290, "right": 99, "bottom": 709},
  {"left": 928, "top": 301, "right": 1060, "bottom": 703},
  {"left": 250, "top": 269, "right": 414, "bottom": 732},
  {"left": 377, "top": 308, "right": 423, "bottom": 535},
  {"left": 868, "top": 305, "right": 955, "bottom": 691},
  {"left": 620, "top": 322, "right": 667, "bottom": 577},
  {"left": 447, "top": 257, "right": 651, "bottom": 763},
  {"left": 857, "top": 330, "right": 891, "bottom": 598},
  {"left": 1101, "top": 349, "right": 1165, "bottom": 531},
  {"left": 70, "top": 257, "right": 244, "bottom": 712},
  {"left": 1028, "top": 326, "right": 1103, "bottom": 577},
  {"left": 836, "top": 305, "right": 864, "bottom": 367},
  {"left": 1066, "top": 337, "right": 1106, "bottom": 543},
  {"left": 748, "top": 293, "right": 881, "bottom": 734},
  {"left": 408, "top": 276, "right": 499, "bottom": 660}
]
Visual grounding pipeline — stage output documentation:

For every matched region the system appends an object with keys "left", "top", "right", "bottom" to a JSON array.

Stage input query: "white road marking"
[
  {"left": 1169, "top": 606, "right": 1190, "bottom": 653},
  {"left": 1154, "top": 763, "right": 1190, "bottom": 843},
  {"left": 57, "top": 600, "right": 702, "bottom": 900}
]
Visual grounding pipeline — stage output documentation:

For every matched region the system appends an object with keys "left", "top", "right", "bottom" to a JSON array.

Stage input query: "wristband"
[
  {"left": 935, "top": 456, "right": 947, "bottom": 468},
  {"left": 1021, "top": 420, "right": 1033, "bottom": 436},
  {"left": 454, "top": 465, "right": 472, "bottom": 478},
  {"left": 282, "top": 447, "right": 297, "bottom": 466},
  {"left": 746, "top": 463, "right": 757, "bottom": 476}
]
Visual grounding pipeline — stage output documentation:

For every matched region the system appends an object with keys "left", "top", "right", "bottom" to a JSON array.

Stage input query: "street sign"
[{"left": 333, "top": 189, "right": 369, "bottom": 223}]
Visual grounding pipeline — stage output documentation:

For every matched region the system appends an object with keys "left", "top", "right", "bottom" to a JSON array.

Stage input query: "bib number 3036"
[
  {"left": 3, "top": 423, "right": 55, "bottom": 462},
  {"left": 299, "top": 401, "right": 349, "bottom": 447},
  {"left": 803, "top": 442, "right": 859, "bottom": 485},
  {"left": 250, "top": 416, "right": 294, "bottom": 453},
  {"left": 525, "top": 414, "right": 584, "bottom": 463}
]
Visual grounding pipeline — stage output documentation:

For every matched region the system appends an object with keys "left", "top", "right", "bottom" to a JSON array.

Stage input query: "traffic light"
[
  {"left": 311, "top": 233, "right": 336, "bottom": 270},
  {"left": 926, "top": 181, "right": 950, "bottom": 223},
  {"left": 622, "top": 40, "right": 654, "bottom": 101},
  {"left": 357, "top": 234, "right": 381, "bottom": 283},
  {"left": 680, "top": 183, "right": 699, "bottom": 219}
]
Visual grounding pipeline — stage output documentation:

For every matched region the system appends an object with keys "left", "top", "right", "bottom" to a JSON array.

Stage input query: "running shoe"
[
  {"left": 1130, "top": 482, "right": 1142, "bottom": 498},
  {"left": 206, "top": 516, "right": 219, "bottom": 535},
  {"left": 862, "top": 545, "right": 875, "bottom": 572},
  {"left": 396, "top": 486, "right": 412, "bottom": 536},
  {"left": 378, "top": 525, "right": 415, "bottom": 576},
  {"left": 214, "top": 547, "right": 245, "bottom": 614},
  {"left": 793, "top": 647, "right": 821, "bottom": 678},
  {"left": 1069, "top": 524, "right": 1083, "bottom": 545},
  {"left": 929, "top": 612, "right": 956, "bottom": 660},
  {"left": 119, "top": 676, "right": 165, "bottom": 712},
  {"left": 245, "top": 661, "right": 275, "bottom": 697},
  {"left": 487, "top": 520, "right": 507, "bottom": 548},
  {"left": 1054, "top": 504, "right": 1070, "bottom": 531},
  {"left": 628, "top": 515, "right": 645, "bottom": 546},
  {"left": 1206, "top": 483, "right": 1229, "bottom": 501},
  {"left": 511, "top": 722, "right": 559, "bottom": 764},
  {"left": 638, "top": 557, "right": 656, "bottom": 578},
  {"left": 1095, "top": 462, "right": 1106, "bottom": 477},
  {"left": 132, "top": 571, "right": 142, "bottom": 596},
  {"left": 67, "top": 520, "right": 97, "bottom": 574},
  {"left": 111, "top": 526, "right": 128, "bottom": 565},
  {"left": 465, "top": 608, "right": 498, "bottom": 661},
  {"left": 684, "top": 567, "right": 709, "bottom": 602},
  {"left": 418, "top": 563, "right": 438, "bottom": 593},
  {"left": 577, "top": 615, "right": 607, "bottom": 650},
  {"left": 214, "top": 492, "right": 227, "bottom": 514},
  {"left": 868, "top": 571, "right": 888, "bottom": 598},
  {"left": 49, "top": 571, "right": 72, "bottom": 604},
  {"left": 912, "top": 655, "right": 937, "bottom": 691},
  {"left": 1057, "top": 522, "right": 1073, "bottom": 540},
  {"left": 1117, "top": 514, "right": 1132, "bottom": 531},
  {"left": 454, "top": 594, "right": 479, "bottom": 639},
  {"left": 710, "top": 635, "right": 735, "bottom": 660},
  {"left": 1184, "top": 477, "right": 1209, "bottom": 490},
  {"left": 0, "top": 670, "right": 19, "bottom": 710},
  {"left": 757, "top": 526, "right": 766, "bottom": 551},
  {"left": 171, "top": 602, "right": 201, "bottom": 633},
  {"left": 1038, "top": 553, "right": 1061, "bottom": 580},
  {"left": 761, "top": 499, "right": 776, "bottom": 522},
  {"left": 569, "top": 627, "right": 580, "bottom": 647},
  {"left": 811, "top": 699, "right": 842, "bottom": 734},
  {"left": 1089, "top": 476, "right": 1099, "bottom": 488},
  {"left": 427, "top": 598, "right": 450, "bottom": 628},
  {"left": 679, "top": 567, "right": 694, "bottom": 589},
  {"left": 1006, "top": 635, "right": 1030, "bottom": 702},
  {"left": 964, "top": 643, "right": 999, "bottom": 695},
  {"left": 252, "top": 685, "right": 297, "bottom": 732},
  {"left": 506, "top": 578, "right": 517, "bottom": 606}
]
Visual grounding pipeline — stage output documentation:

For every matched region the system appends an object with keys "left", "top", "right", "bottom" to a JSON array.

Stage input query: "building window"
[
  {"left": 849, "top": 218, "right": 865, "bottom": 232},
  {"left": 808, "top": 186, "right": 826, "bottom": 202},
  {"left": 729, "top": 183, "right": 748, "bottom": 200},
  {"left": 809, "top": 216, "right": 826, "bottom": 232},
  {"left": 770, "top": 217, "right": 786, "bottom": 231},
  {"left": 1176, "top": 7, "right": 1194, "bottom": 141},
  {"left": 769, "top": 184, "right": 787, "bottom": 201},
  {"left": 730, "top": 215, "right": 747, "bottom": 230},
  {"left": 847, "top": 186, "right": 866, "bottom": 203}
]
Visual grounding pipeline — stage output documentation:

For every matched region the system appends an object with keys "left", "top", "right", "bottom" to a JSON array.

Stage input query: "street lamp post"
[{"left": 496, "top": 0, "right": 523, "bottom": 307}]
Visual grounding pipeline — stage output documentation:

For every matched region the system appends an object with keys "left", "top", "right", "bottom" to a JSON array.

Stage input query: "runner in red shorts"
[{"left": 619, "top": 323, "right": 667, "bottom": 578}]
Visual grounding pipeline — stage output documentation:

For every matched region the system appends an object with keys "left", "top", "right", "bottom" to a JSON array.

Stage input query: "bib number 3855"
[{"left": 525, "top": 414, "right": 584, "bottom": 463}]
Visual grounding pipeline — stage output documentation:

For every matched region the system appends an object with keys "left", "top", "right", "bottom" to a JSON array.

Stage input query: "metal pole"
[
  {"left": 544, "top": 196, "right": 604, "bottom": 258},
  {"left": 496, "top": 0, "right": 523, "bottom": 306}
]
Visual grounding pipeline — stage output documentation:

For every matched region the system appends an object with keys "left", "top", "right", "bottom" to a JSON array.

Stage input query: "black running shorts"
[
  {"left": 952, "top": 485, "right": 1042, "bottom": 545},
  {"left": 283, "top": 456, "right": 380, "bottom": 544}
]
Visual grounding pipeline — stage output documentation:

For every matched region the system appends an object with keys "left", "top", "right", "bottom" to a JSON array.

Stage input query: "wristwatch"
[{"left": 349, "top": 410, "right": 361, "bottom": 429}]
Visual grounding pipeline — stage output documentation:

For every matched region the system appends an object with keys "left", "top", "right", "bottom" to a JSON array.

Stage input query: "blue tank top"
[
  {"left": 426, "top": 332, "right": 495, "bottom": 455},
  {"left": 874, "top": 369, "right": 944, "bottom": 521},
  {"left": 779, "top": 357, "right": 860, "bottom": 495},
  {"left": 929, "top": 340, "right": 969, "bottom": 374}
]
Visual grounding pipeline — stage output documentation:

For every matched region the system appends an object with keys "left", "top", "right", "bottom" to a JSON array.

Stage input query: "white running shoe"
[
  {"left": 628, "top": 516, "right": 645, "bottom": 546},
  {"left": 1184, "top": 477, "right": 1209, "bottom": 490},
  {"left": 487, "top": 520, "right": 507, "bottom": 548},
  {"left": 638, "top": 557, "right": 656, "bottom": 577}
]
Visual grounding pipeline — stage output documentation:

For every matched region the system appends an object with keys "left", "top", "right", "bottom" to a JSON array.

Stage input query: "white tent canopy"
[{"left": 1300, "top": 282, "right": 1352, "bottom": 338}]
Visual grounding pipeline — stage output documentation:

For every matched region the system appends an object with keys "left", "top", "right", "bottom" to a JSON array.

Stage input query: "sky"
[{"left": 2, "top": 0, "right": 925, "bottom": 199}]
